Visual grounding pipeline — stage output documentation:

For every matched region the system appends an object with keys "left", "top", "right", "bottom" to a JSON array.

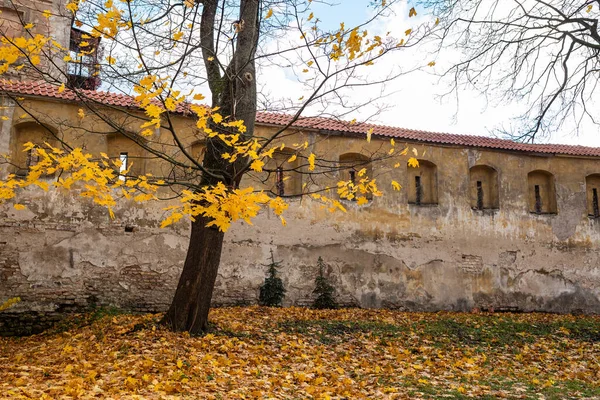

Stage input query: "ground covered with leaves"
[{"left": 1, "top": 307, "right": 599, "bottom": 399}]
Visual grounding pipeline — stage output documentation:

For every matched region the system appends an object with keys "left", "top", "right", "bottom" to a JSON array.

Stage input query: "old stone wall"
[
  {"left": 3, "top": 140, "right": 600, "bottom": 336},
  {"left": 2, "top": 98, "right": 600, "bottom": 335}
]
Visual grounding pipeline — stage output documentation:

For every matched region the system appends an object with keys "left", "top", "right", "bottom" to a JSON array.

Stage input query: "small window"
[
  {"left": 119, "top": 152, "right": 128, "bottom": 181},
  {"left": 339, "top": 153, "right": 372, "bottom": 201},
  {"left": 106, "top": 133, "right": 145, "bottom": 178},
  {"left": 265, "top": 149, "right": 302, "bottom": 196},
  {"left": 407, "top": 160, "right": 437, "bottom": 205},
  {"left": 469, "top": 165, "right": 499, "bottom": 210},
  {"left": 415, "top": 176, "right": 422, "bottom": 205},
  {"left": 275, "top": 167, "right": 285, "bottom": 196},
  {"left": 527, "top": 170, "right": 557, "bottom": 214},
  {"left": 585, "top": 174, "right": 600, "bottom": 218}
]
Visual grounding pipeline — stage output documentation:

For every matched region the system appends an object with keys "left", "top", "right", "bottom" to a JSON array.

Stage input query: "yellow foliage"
[
  {"left": 0, "top": 296, "right": 20, "bottom": 311},
  {"left": 308, "top": 153, "right": 316, "bottom": 171},
  {"left": 1, "top": 308, "right": 594, "bottom": 398},
  {"left": 250, "top": 159, "right": 264, "bottom": 172}
]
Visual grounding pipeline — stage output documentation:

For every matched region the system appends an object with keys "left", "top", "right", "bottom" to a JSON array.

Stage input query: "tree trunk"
[
  {"left": 161, "top": 215, "right": 224, "bottom": 333},
  {"left": 162, "top": 0, "right": 260, "bottom": 334}
]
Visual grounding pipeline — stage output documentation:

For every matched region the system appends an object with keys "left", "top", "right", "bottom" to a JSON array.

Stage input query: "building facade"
[
  {"left": 1, "top": 81, "right": 600, "bottom": 335},
  {"left": 1, "top": 1, "right": 600, "bottom": 336}
]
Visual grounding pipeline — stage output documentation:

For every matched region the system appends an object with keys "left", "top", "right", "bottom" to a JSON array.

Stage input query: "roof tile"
[{"left": 2, "top": 80, "right": 599, "bottom": 157}]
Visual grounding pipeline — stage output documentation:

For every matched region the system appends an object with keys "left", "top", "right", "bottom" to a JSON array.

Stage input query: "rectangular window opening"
[
  {"left": 476, "top": 180, "right": 483, "bottom": 210},
  {"left": 415, "top": 176, "right": 422, "bottom": 206},
  {"left": 349, "top": 169, "right": 356, "bottom": 186},
  {"left": 534, "top": 184, "right": 542, "bottom": 214},
  {"left": 593, "top": 188, "right": 599, "bottom": 218},
  {"left": 275, "top": 166, "right": 285, "bottom": 196},
  {"left": 25, "top": 148, "right": 39, "bottom": 169},
  {"left": 119, "top": 152, "right": 128, "bottom": 181},
  {"left": 348, "top": 170, "right": 357, "bottom": 201}
]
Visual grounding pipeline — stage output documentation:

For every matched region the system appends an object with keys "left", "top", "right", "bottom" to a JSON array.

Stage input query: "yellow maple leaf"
[
  {"left": 408, "top": 157, "right": 419, "bottom": 168},
  {"left": 42, "top": 10, "right": 52, "bottom": 18},
  {"left": 366, "top": 128, "right": 374, "bottom": 143},
  {"left": 173, "top": 31, "right": 184, "bottom": 41},
  {"left": 77, "top": 108, "right": 85, "bottom": 119},
  {"left": 356, "top": 196, "right": 368, "bottom": 205},
  {"left": 409, "top": 7, "right": 417, "bottom": 17},
  {"left": 250, "top": 159, "right": 264, "bottom": 172},
  {"left": 265, "top": 8, "right": 273, "bottom": 19},
  {"left": 13, "top": 204, "right": 26, "bottom": 210},
  {"left": 391, "top": 181, "right": 401, "bottom": 191},
  {"left": 405, "top": 29, "right": 412, "bottom": 36},
  {"left": 66, "top": 1, "right": 78, "bottom": 13},
  {"left": 287, "top": 154, "right": 297, "bottom": 163},
  {"left": 308, "top": 153, "right": 316, "bottom": 171}
]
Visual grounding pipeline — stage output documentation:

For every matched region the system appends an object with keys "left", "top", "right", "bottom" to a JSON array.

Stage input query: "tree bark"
[
  {"left": 162, "top": 0, "right": 260, "bottom": 334},
  {"left": 161, "top": 215, "right": 224, "bottom": 333}
]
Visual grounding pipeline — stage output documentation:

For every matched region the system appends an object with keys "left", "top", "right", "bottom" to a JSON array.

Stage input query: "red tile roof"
[{"left": 2, "top": 80, "right": 599, "bottom": 157}]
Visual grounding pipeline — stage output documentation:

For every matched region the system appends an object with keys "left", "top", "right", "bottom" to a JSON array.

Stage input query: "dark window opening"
[
  {"left": 593, "top": 188, "right": 599, "bottom": 218},
  {"left": 534, "top": 185, "right": 542, "bottom": 214},
  {"left": 476, "top": 181, "right": 483, "bottom": 210},
  {"left": 415, "top": 176, "right": 422, "bottom": 206},
  {"left": 16, "top": 148, "right": 39, "bottom": 177},
  {"left": 26, "top": 148, "right": 39, "bottom": 169},
  {"left": 349, "top": 169, "right": 356, "bottom": 186},
  {"left": 275, "top": 166, "right": 285, "bottom": 196},
  {"left": 124, "top": 226, "right": 134, "bottom": 233}
]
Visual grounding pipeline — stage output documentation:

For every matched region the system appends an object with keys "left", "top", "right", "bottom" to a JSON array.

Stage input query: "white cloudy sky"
[{"left": 255, "top": 0, "right": 600, "bottom": 147}]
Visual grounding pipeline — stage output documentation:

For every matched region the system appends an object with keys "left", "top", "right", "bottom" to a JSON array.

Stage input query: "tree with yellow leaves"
[{"left": 0, "top": 0, "right": 433, "bottom": 333}]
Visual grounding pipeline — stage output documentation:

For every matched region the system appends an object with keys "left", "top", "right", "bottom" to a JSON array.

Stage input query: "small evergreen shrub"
[
  {"left": 259, "top": 250, "right": 286, "bottom": 307},
  {"left": 312, "top": 257, "right": 337, "bottom": 309}
]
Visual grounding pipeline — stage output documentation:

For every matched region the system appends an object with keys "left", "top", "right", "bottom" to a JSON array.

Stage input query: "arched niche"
[
  {"left": 585, "top": 174, "right": 600, "bottom": 218},
  {"left": 339, "top": 153, "right": 373, "bottom": 200},
  {"left": 106, "top": 133, "right": 146, "bottom": 179},
  {"left": 10, "top": 121, "right": 58, "bottom": 177},
  {"left": 407, "top": 160, "right": 438, "bottom": 205},
  {"left": 265, "top": 149, "right": 302, "bottom": 196},
  {"left": 190, "top": 140, "right": 206, "bottom": 164},
  {"left": 469, "top": 165, "right": 499, "bottom": 210},
  {"left": 527, "top": 170, "right": 557, "bottom": 214}
]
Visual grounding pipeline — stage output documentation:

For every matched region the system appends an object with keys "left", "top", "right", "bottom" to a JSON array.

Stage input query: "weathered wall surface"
[
  {"left": 3, "top": 140, "right": 600, "bottom": 336},
  {"left": 2, "top": 98, "right": 600, "bottom": 335}
]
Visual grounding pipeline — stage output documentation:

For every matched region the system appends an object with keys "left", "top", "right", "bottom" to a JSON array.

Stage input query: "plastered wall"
[{"left": 2, "top": 97, "right": 600, "bottom": 335}]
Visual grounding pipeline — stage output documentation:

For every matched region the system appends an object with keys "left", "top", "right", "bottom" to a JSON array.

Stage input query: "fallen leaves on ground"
[{"left": 1, "top": 307, "right": 599, "bottom": 399}]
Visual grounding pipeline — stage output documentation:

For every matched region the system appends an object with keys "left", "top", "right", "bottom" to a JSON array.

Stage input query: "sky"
[{"left": 256, "top": 0, "right": 600, "bottom": 147}]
